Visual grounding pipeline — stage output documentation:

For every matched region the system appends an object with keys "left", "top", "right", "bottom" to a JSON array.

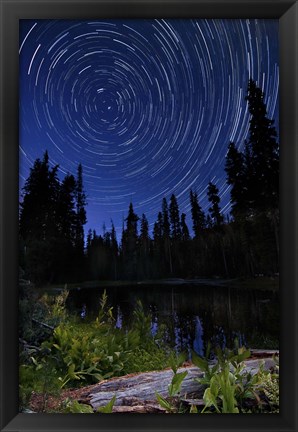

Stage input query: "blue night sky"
[{"left": 19, "top": 19, "right": 279, "bottom": 239}]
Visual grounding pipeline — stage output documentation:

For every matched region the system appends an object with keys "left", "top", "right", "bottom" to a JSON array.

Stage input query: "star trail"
[{"left": 19, "top": 19, "right": 279, "bottom": 237}]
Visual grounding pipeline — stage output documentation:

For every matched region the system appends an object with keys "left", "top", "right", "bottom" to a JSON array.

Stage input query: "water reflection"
[
  {"left": 193, "top": 316, "right": 204, "bottom": 356},
  {"left": 115, "top": 305, "right": 123, "bottom": 329},
  {"left": 80, "top": 303, "right": 87, "bottom": 319},
  {"left": 72, "top": 283, "right": 279, "bottom": 351}
]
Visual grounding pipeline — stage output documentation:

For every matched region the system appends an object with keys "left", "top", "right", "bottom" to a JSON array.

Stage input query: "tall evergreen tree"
[
  {"left": 110, "top": 220, "right": 119, "bottom": 280},
  {"left": 180, "top": 213, "right": 190, "bottom": 241},
  {"left": 207, "top": 182, "right": 223, "bottom": 228},
  {"left": 225, "top": 142, "right": 247, "bottom": 218},
  {"left": 58, "top": 173, "right": 77, "bottom": 243},
  {"left": 54, "top": 173, "right": 78, "bottom": 280},
  {"left": 169, "top": 194, "right": 181, "bottom": 240},
  {"left": 190, "top": 189, "right": 206, "bottom": 237},
  {"left": 225, "top": 80, "right": 279, "bottom": 217},
  {"left": 139, "top": 213, "right": 150, "bottom": 279},
  {"left": 75, "top": 163, "right": 87, "bottom": 255},
  {"left": 140, "top": 214, "right": 150, "bottom": 249},
  {"left": 110, "top": 220, "right": 118, "bottom": 254},
  {"left": 86, "top": 228, "right": 92, "bottom": 255},
  {"left": 153, "top": 212, "right": 163, "bottom": 244},
  {"left": 125, "top": 202, "right": 139, "bottom": 235},
  {"left": 161, "top": 198, "right": 170, "bottom": 239},
  {"left": 19, "top": 151, "right": 61, "bottom": 282},
  {"left": 20, "top": 151, "right": 60, "bottom": 242},
  {"left": 245, "top": 79, "right": 279, "bottom": 211},
  {"left": 122, "top": 202, "right": 139, "bottom": 279},
  {"left": 161, "top": 198, "right": 172, "bottom": 274}
]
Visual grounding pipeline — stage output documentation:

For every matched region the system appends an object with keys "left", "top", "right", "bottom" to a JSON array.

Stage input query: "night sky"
[{"left": 19, "top": 19, "right": 279, "bottom": 238}]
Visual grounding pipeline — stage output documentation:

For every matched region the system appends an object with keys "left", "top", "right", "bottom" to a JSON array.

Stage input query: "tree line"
[
  {"left": 19, "top": 79, "right": 279, "bottom": 284},
  {"left": 19, "top": 151, "right": 87, "bottom": 283}
]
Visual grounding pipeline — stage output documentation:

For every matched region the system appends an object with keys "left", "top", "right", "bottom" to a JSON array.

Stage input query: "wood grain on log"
[
  {"left": 89, "top": 366, "right": 204, "bottom": 410},
  {"left": 86, "top": 354, "right": 278, "bottom": 412}
]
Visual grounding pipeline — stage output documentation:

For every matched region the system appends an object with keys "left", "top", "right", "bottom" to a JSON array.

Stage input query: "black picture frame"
[{"left": 0, "top": 0, "right": 297, "bottom": 431}]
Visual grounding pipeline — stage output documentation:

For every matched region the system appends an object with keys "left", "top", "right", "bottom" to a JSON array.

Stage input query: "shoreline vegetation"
[
  {"left": 19, "top": 282, "right": 279, "bottom": 414},
  {"left": 26, "top": 275, "right": 279, "bottom": 293},
  {"left": 19, "top": 289, "right": 279, "bottom": 413},
  {"left": 26, "top": 351, "right": 279, "bottom": 414}
]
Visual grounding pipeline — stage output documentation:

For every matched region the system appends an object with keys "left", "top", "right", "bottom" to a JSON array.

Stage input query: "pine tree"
[
  {"left": 245, "top": 79, "right": 279, "bottom": 212},
  {"left": 153, "top": 212, "right": 163, "bottom": 244},
  {"left": 190, "top": 189, "right": 206, "bottom": 237},
  {"left": 75, "top": 163, "right": 87, "bottom": 255},
  {"left": 180, "top": 213, "right": 190, "bottom": 241},
  {"left": 110, "top": 220, "right": 118, "bottom": 254},
  {"left": 161, "top": 198, "right": 172, "bottom": 274},
  {"left": 20, "top": 151, "right": 60, "bottom": 242},
  {"left": 125, "top": 202, "right": 139, "bottom": 235},
  {"left": 86, "top": 229, "right": 92, "bottom": 254},
  {"left": 139, "top": 213, "right": 150, "bottom": 279},
  {"left": 19, "top": 151, "right": 61, "bottom": 282},
  {"left": 207, "top": 182, "right": 223, "bottom": 228},
  {"left": 122, "top": 202, "right": 139, "bottom": 279},
  {"left": 169, "top": 194, "right": 181, "bottom": 240},
  {"left": 161, "top": 198, "right": 170, "bottom": 239},
  {"left": 58, "top": 174, "right": 77, "bottom": 243},
  {"left": 225, "top": 80, "right": 279, "bottom": 217},
  {"left": 225, "top": 142, "right": 247, "bottom": 218},
  {"left": 140, "top": 213, "right": 150, "bottom": 249},
  {"left": 110, "top": 220, "right": 118, "bottom": 280}
]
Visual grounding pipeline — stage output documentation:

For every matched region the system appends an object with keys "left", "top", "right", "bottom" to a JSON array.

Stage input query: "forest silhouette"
[{"left": 19, "top": 80, "right": 279, "bottom": 284}]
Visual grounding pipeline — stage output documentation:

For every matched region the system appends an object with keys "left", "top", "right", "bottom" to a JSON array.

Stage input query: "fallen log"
[
  {"left": 86, "top": 355, "right": 278, "bottom": 412},
  {"left": 112, "top": 404, "right": 166, "bottom": 413},
  {"left": 87, "top": 366, "right": 204, "bottom": 410}
]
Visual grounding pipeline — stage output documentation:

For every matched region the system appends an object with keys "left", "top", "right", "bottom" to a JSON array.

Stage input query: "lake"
[{"left": 66, "top": 281, "right": 279, "bottom": 355}]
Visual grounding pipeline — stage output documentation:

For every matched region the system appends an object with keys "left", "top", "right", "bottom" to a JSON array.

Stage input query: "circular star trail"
[{"left": 19, "top": 19, "right": 279, "bottom": 236}]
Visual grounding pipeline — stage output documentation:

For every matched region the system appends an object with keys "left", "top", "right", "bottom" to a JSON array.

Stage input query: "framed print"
[{"left": 0, "top": 0, "right": 297, "bottom": 431}]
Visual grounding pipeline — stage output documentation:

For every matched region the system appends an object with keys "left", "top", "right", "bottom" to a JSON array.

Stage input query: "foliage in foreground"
[
  {"left": 155, "top": 343, "right": 279, "bottom": 414},
  {"left": 19, "top": 288, "right": 279, "bottom": 414},
  {"left": 19, "top": 291, "right": 174, "bottom": 412},
  {"left": 62, "top": 395, "right": 116, "bottom": 414}
]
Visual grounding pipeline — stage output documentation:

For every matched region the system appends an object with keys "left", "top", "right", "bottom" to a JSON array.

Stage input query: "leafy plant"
[
  {"left": 51, "top": 287, "right": 69, "bottom": 322},
  {"left": 156, "top": 353, "right": 188, "bottom": 413},
  {"left": 257, "top": 356, "right": 279, "bottom": 412},
  {"left": 63, "top": 399, "right": 94, "bottom": 413},
  {"left": 62, "top": 395, "right": 116, "bottom": 414},
  {"left": 95, "top": 289, "right": 114, "bottom": 327},
  {"left": 191, "top": 343, "right": 220, "bottom": 387},
  {"left": 168, "top": 370, "right": 188, "bottom": 398},
  {"left": 155, "top": 392, "right": 176, "bottom": 413},
  {"left": 97, "top": 395, "right": 116, "bottom": 413},
  {"left": 192, "top": 342, "right": 279, "bottom": 414},
  {"left": 132, "top": 300, "right": 152, "bottom": 343},
  {"left": 201, "top": 364, "right": 239, "bottom": 413}
]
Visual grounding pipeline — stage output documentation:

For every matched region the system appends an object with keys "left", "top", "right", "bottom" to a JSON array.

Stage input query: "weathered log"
[
  {"left": 87, "top": 356, "right": 278, "bottom": 411},
  {"left": 111, "top": 404, "right": 166, "bottom": 413},
  {"left": 250, "top": 349, "right": 279, "bottom": 357},
  {"left": 88, "top": 366, "right": 205, "bottom": 410}
]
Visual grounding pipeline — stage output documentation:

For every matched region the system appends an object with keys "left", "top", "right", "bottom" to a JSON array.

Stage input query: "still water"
[{"left": 66, "top": 282, "right": 279, "bottom": 354}]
